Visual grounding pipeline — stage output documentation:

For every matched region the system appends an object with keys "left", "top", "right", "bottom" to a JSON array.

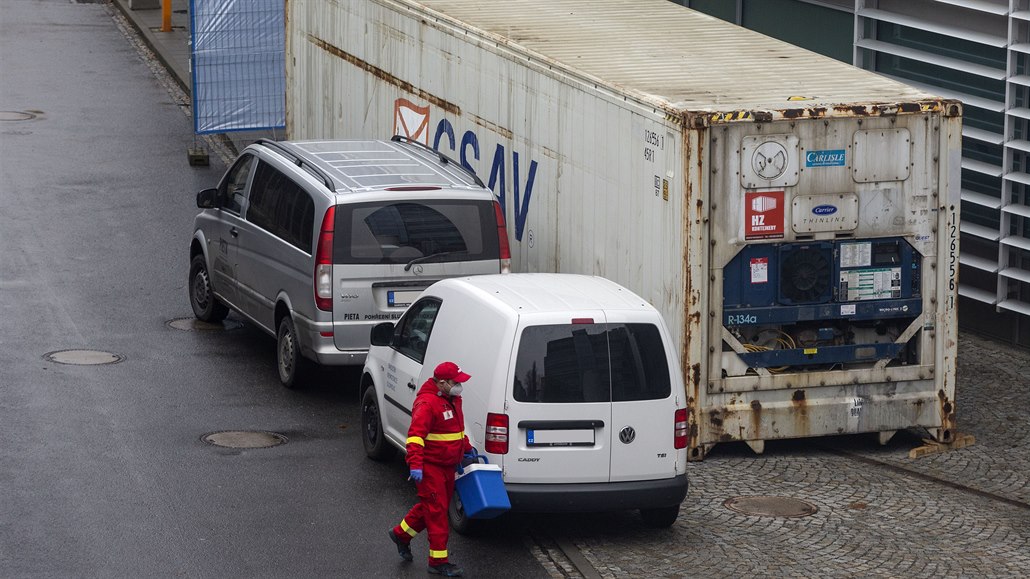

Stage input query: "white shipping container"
[{"left": 286, "top": 0, "right": 962, "bottom": 459}]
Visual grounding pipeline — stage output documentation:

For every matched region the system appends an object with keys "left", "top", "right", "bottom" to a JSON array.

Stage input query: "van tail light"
[
  {"left": 674, "top": 408, "right": 689, "bottom": 449},
  {"left": 493, "top": 201, "right": 511, "bottom": 273},
  {"left": 314, "top": 207, "right": 335, "bottom": 312},
  {"left": 485, "top": 412, "right": 509, "bottom": 454}
]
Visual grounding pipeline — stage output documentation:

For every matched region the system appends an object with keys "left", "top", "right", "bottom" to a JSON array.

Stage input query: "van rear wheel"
[
  {"left": 361, "top": 386, "right": 394, "bottom": 461},
  {"left": 448, "top": 489, "right": 483, "bottom": 536},
  {"left": 276, "top": 316, "right": 306, "bottom": 388},
  {"left": 640, "top": 505, "right": 680, "bottom": 528}
]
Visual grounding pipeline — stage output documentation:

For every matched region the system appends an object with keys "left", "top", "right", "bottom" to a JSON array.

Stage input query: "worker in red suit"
[{"left": 388, "top": 361, "right": 476, "bottom": 577}]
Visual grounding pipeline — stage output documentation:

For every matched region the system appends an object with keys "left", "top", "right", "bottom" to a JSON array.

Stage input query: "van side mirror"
[
  {"left": 370, "top": 322, "right": 396, "bottom": 347},
  {"left": 196, "top": 188, "right": 219, "bottom": 209}
]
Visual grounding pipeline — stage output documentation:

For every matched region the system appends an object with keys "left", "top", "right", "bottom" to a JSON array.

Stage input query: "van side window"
[
  {"left": 512, "top": 323, "right": 670, "bottom": 403},
  {"left": 247, "top": 161, "right": 316, "bottom": 252},
  {"left": 394, "top": 298, "right": 441, "bottom": 363},
  {"left": 219, "top": 154, "right": 255, "bottom": 215}
]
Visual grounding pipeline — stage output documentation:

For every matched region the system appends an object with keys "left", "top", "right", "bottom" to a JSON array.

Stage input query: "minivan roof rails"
[
  {"left": 391, "top": 135, "right": 487, "bottom": 188},
  {"left": 256, "top": 139, "right": 337, "bottom": 192}
]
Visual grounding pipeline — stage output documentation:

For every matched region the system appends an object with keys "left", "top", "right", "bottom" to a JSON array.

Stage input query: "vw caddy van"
[
  {"left": 360, "top": 274, "right": 689, "bottom": 530},
  {"left": 189, "top": 137, "right": 510, "bottom": 387}
]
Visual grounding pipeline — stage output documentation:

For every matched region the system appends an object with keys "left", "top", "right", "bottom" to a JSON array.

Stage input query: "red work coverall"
[{"left": 393, "top": 378, "right": 472, "bottom": 566}]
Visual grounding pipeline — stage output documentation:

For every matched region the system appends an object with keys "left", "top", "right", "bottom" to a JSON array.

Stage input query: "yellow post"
[{"left": 161, "top": 0, "right": 172, "bottom": 32}]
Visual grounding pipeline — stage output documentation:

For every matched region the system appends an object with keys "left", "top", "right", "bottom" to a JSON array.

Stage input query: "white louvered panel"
[
  {"left": 958, "top": 284, "right": 999, "bottom": 303},
  {"left": 932, "top": 0, "right": 1008, "bottom": 15},
  {"left": 1008, "top": 107, "right": 1030, "bottom": 120},
  {"left": 855, "top": 39, "right": 1005, "bottom": 79},
  {"left": 1000, "top": 266, "right": 1030, "bottom": 283},
  {"left": 1006, "top": 139, "right": 1030, "bottom": 153},
  {"left": 1009, "top": 74, "right": 1030, "bottom": 87},
  {"left": 1001, "top": 234, "right": 1030, "bottom": 250},
  {"left": 1004, "top": 171, "right": 1030, "bottom": 186},
  {"left": 1013, "top": 10, "right": 1030, "bottom": 22},
  {"left": 965, "top": 126, "right": 1004, "bottom": 144},
  {"left": 960, "top": 253, "right": 1001, "bottom": 272},
  {"left": 962, "top": 221, "right": 1003, "bottom": 240},
  {"left": 1002, "top": 203, "right": 1030, "bottom": 218},
  {"left": 999, "top": 299, "right": 1030, "bottom": 315},
  {"left": 1010, "top": 43, "right": 1030, "bottom": 55},
  {"left": 963, "top": 158, "right": 1004, "bottom": 177},
  {"left": 857, "top": 8, "right": 1007, "bottom": 47},
  {"left": 962, "top": 189, "right": 1003, "bottom": 208},
  {"left": 880, "top": 74, "right": 1004, "bottom": 111}
]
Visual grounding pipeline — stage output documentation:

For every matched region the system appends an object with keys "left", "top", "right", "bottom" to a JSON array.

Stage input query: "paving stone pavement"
[{"left": 532, "top": 333, "right": 1029, "bottom": 578}]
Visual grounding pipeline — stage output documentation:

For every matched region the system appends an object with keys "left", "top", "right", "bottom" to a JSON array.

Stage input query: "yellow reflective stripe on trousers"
[
  {"left": 425, "top": 431, "right": 464, "bottom": 442},
  {"left": 406, "top": 436, "right": 425, "bottom": 447},
  {"left": 429, "top": 549, "right": 448, "bottom": 558},
  {"left": 400, "top": 519, "right": 417, "bottom": 537}
]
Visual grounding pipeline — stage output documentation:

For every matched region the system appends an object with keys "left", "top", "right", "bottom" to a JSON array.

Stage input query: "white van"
[{"left": 360, "top": 273, "right": 689, "bottom": 529}]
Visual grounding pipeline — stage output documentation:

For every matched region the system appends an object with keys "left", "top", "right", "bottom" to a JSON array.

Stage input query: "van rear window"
[
  {"left": 512, "top": 323, "right": 671, "bottom": 403},
  {"left": 333, "top": 200, "right": 498, "bottom": 264}
]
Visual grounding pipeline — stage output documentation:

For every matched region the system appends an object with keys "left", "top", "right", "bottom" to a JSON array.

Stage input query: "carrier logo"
[
  {"left": 619, "top": 426, "right": 636, "bottom": 444},
  {"left": 394, "top": 98, "right": 430, "bottom": 145},
  {"left": 812, "top": 205, "right": 838, "bottom": 216}
]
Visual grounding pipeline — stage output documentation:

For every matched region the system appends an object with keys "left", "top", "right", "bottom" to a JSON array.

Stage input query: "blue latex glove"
[
  {"left": 463, "top": 448, "right": 478, "bottom": 460},
  {"left": 409, "top": 468, "right": 423, "bottom": 483}
]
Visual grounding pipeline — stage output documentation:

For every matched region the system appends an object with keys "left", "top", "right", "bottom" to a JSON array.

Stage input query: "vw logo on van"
[
  {"left": 619, "top": 426, "right": 636, "bottom": 444},
  {"left": 812, "top": 204, "right": 838, "bottom": 216}
]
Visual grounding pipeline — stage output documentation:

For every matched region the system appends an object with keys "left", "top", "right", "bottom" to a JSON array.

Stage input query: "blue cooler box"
[{"left": 455, "top": 463, "right": 511, "bottom": 519}]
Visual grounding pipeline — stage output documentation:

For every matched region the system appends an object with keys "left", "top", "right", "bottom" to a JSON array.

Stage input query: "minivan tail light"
[
  {"left": 493, "top": 201, "right": 511, "bottom": 274},
  {"left": 485, "top": 412, "right": 509, "bottom": 454},
  {"left": 314, "top": 207, "right": 335, "bottom": 312},
  {"left": 674, "top": 408, "right": 689, "bottom": 449}
]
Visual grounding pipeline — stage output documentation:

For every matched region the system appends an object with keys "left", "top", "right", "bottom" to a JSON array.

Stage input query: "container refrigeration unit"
[{"left": 285, "top": 0, "right": 962, "bottom": 458}]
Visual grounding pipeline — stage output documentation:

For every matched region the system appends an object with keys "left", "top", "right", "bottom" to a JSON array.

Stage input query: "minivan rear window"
[
  {"left": 512, "top": 323, "right": 671, "bottom": 403},
  {"left": 333, "top": 200, "right": 498, "bottom": 264}
]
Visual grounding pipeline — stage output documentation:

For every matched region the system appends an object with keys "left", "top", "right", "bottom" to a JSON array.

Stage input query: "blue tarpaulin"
[{"left": 190, "top": 0, "right": 285, "bottom": 134}]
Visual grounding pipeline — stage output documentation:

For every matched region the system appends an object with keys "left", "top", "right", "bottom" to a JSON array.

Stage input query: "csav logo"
[{"left": 812, "top": 204, "right": 838, "bottom": 216}]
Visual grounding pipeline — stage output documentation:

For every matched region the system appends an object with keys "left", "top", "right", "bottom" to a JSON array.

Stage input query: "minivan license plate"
[
  {"left": 387, "top": 290, "right": 421, "bottom": 307},
  {"left": 527, "top": 429, "right": 594, "bottom": 447}
]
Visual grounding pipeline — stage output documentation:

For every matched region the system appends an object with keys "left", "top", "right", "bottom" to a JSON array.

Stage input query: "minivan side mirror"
[
  {"left": 370, "top": 322, "right": 396, "bottom": 346},
  {"left": 196, "top": 188, "right": 219, "bottom": 209}
]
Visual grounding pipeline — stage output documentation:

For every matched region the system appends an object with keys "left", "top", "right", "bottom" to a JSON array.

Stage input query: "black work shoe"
[
  {"left": 387, "top": 530, "right": 413, "bottom": 562},
  {"left": 428, "top": 562, "right": 464, "bottom": 576}
]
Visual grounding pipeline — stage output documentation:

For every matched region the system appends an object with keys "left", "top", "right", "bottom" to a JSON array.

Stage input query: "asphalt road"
[{"left": 0, "top": 2, "right": 546, "bottom": 576}]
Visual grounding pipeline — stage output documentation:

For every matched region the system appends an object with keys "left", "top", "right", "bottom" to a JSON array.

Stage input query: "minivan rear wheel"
[
  {"left": 276, "top": 316, "right": 306, "bottom": 388},
  {"left": 640, "top": 504, "right": 680, "bottom": 528},
  {"left": 189, "top": 255, "right": 229, "bottom": 323},
  {"left": 448, "top": 489, "right": 483, "bottom": 536},
  {"left": 361, "top": 386, "right": 394, "bottom": 461}
]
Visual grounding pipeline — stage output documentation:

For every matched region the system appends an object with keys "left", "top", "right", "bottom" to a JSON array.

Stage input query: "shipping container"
[{"left": 285, "top": 0, "right": 962, "bottom": 459}]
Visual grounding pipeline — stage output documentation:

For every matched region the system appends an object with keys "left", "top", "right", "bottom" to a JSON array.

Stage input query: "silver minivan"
[{"left": 189, "top": 137, "right": 510, "bottom": 387}]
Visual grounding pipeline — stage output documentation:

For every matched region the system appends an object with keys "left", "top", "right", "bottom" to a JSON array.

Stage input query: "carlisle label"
[{"left": 805, "top": 149, "right": 846, "bottom": 167}]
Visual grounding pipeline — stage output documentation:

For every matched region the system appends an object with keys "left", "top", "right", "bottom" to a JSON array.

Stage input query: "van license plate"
[
  {"left": 387, "top": 290, "right": 421, "bottom": 307},
  {"left": 527, "top": 429, "right": 594, "bottom": 447}
]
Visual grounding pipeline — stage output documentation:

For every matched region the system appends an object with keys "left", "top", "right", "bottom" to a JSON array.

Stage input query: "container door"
[
  {"left": 332, "top": 198, "right": 501, "bottom": 352},
  {"left": 606, "top": 315, "right": 679, "bottom": 483},
  {"left": 503, "top": 314, "right": 612, "bottom": 484}
]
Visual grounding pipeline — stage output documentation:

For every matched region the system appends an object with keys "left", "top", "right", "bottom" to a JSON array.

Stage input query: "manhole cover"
[
  {"left": 0, "top": 111, "right": 37, "bottom": 122},
  {"left": 43, "top": 349, "right": 124, "bottom": 365},
  {"left": 723, "top": 496, "right": 818, "bottom": 518},
  {"left": 167, "top": 317, "right": 243, "bottom": 331},
  {"left": 202, "top": 431, "right": 287, "bottom": 449}
]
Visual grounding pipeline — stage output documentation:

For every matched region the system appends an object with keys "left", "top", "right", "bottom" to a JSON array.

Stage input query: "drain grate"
[
  {"left": 167, "top": 317, "right": 243, "bottom": 332},
  {"left": 723, "top": 495, "right": 818, "bottom": 518},
  {"left": 202, "top": 430, "right": 287, "bottom": 449},
  {"left": 43, "top": 349, "right": 124, "bottom": 366}
]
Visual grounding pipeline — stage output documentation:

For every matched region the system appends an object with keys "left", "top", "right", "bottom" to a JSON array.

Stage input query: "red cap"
[{"left": 434, "top": 361, "right": 471, "bottom": 383}]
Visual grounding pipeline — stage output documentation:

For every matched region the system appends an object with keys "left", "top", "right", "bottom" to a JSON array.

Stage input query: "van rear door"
[
  {"left": 503, "top": 314, "right": 612, "bottom": 484},
  {"left": 605, "top": 314, "right": 678, "bottom": 482},
  {"left": 331, "top": 198, "right": 500, "bottom": 352}
]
